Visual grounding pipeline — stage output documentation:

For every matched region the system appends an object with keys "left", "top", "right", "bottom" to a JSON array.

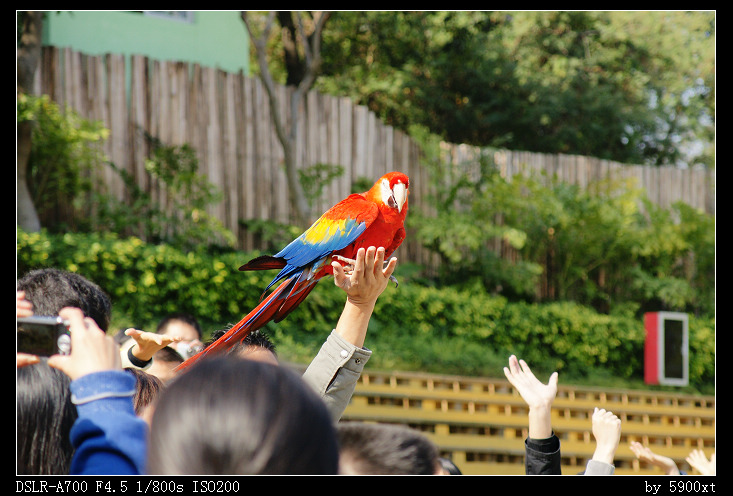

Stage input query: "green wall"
[{"left": 42, "top": 11, "right": 249, "bottom": 75}]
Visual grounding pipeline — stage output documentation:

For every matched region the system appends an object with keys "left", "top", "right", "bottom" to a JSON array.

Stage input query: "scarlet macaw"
[{"left": 175, "top": 171, "right": 409, "bottom": 371}]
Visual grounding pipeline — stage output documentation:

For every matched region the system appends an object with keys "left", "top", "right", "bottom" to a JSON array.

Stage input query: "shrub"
[{"left": 17, "top": 229, "right": 714, "bottom": 394}]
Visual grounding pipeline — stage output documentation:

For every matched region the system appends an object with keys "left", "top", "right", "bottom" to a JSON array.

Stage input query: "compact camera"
[
  {"left": 174, "top": 342, "right": 203, "bottom": 359},
  {"left": 17, "top": 316, "right": 71, "bottom": 356}
]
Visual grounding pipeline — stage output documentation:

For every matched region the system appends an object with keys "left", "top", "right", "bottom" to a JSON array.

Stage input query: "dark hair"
[
  {"left": 336, "top": 422, "right": 440, "bottom": 475},
  {"left": 125, "top": 368, "right": 164, "bottom": 416},
  {"left": 148, "top": 357, "right": 338, "bottom": 475},
  {"left": 17, "top": 360, "right": 78, "bottom": 474},
  {"left": 154, "top": 346, "right": 185, "bottom": 364},
  {"left": 439, "top": 457, "right": 463, "bottom": 475},
  {"left": 205, "top": 329, "right": 277, "bottom": 357},
  {"left": 156, "top": 313, "right": 202, "bottom": 339},
  {"left": 17, "top": 268, "right": 112, "bottom": 331}
]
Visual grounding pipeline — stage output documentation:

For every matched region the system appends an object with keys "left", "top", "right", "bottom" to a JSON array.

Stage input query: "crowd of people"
[{"left": 16, "top": 246, "right": 715, "bottom": 476}]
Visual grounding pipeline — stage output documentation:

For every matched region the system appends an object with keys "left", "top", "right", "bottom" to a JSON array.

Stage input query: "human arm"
[
  {"left": 48, "top": 308, "right": 147, "bottom": 475},
  {"left": 302, "top": 246, "right": 395, "bottom": 421},
  {"left": 121, "top": 328, "right": 181, "bottom": 370},
  {"left": 503, "top": 355, "right": 561, "bottom": 474},
  {"left": 332, "top": 246, "right": 396, "bottom": 347},
  {"left": 503, "top": 355, "right": 558, "bottom": 440},
  {"left": 584, "top": 407, "right": 621, "bottom": 475},
  {"left": 629, "top": 441, "right": 680, "bottom": 475}
]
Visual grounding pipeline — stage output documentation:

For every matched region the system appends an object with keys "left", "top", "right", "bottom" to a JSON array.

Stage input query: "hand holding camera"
[
  {"left": 47, "top": 307, "right": 122, "bottom": 381},
  {"left": 17, "top": 315, "right": 71, "bottom": 357}
]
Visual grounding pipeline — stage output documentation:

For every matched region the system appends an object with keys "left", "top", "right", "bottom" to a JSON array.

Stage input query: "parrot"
[{"left": 175, "top": 171, "right": 409, "bottom": 372}]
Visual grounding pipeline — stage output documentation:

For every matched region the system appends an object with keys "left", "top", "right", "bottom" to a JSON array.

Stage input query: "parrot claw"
[{"left": 334, "top": 255, "right": 399, "bottom": 287}]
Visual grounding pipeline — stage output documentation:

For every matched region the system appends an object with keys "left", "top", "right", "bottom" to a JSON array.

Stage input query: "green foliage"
[
  {"left": 17, "top": 94, "right": 109, "bottom": 230},
  {"left": 318, "top": 11, "right": 714, "bottom": 168},
  {"left": 410, "top": 131, "right": 715, "bottom": 317},
  {"left": 17, "top": 229, "right": 714, "bottom": 394},
  {"left": 298, "top": 163, "right": 345, "bottom": 209},
  {"left": 91, "top": 139, "right": 236, "bottom": 251},
  {"left": 18, "top": 94, "right": 234, "bottom": 251},
  {"left": 17, "top": 229, "right": 263, "bottom": 332},
  {"left": 238, "top": 218, "right": 303, "bottom": 253},
  {"left": 409, "top": 128, "right": 544, "bottom": 300}
]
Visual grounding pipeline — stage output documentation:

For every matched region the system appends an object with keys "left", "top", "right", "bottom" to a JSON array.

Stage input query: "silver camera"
[{"left": 17, "top": 316, "right": 71, "bottom": 356}]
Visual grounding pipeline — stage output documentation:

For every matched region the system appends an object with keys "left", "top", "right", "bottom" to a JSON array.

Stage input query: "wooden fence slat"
[
  {"left": 129, "top": 55, "right": 146, "bottom": 188},
  {"left": 106, "top": 53, "right": 127, "bottom": 200}
]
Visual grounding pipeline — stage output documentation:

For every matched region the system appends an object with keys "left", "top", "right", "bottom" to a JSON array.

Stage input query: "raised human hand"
[
  {"left": 16, "top": 290, "right": 33, "bottom": 318},
  {"left": 686, "top": 449, "right": 715, "bottom": 475},
  {"left": 48, "top": 307, "right": 121, "bottom": 380},
  {"left": 503, "top": 355, "right": 558, "bottom": 410},
  {"left": 503, "top": 355, "right": 558, "bottom": 439},
  {"left": 125, "top": 328, "right": 182, "bottom": 362},
  {"left": 629, "top": 441, "right": 680, "bottom": 474},
  {"left": 332, "top": 246, "right": 397, "bottom": 309},
  {"left": 591, "top": 407, "right": 621, "bottom": 465}
]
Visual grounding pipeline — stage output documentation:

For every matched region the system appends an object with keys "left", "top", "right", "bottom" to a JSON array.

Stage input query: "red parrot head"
[{"left": 372, "top": 171, "right": 409, "bottom": 214}]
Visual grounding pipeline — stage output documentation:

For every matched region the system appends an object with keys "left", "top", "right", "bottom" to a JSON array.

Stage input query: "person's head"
[
  {"left": 156, "top": 313, "right": 203, "bottom": 359},
  {"left": 147, "top": 357, "right": 338, "bottom": 475},
  {"left": 146, "top": 346, "right": 184, "bottom": 384},
  {"left": 336, "top": 422, "right": 442, "bottom": 475},
  {"left": 125, "top": 368, "right": 164, "bottom": 425},
  {"left": 17, "top": 268, "right": 112, "bottom": 331},
  {"left": 17, "top": 360, "right": 78, "bottom": 474},
  {"left": 206, "top": 329, "right": 278, "bottom": 365},
  {"left": 439, "top": 457, "right": 463, "bottom": 475}
]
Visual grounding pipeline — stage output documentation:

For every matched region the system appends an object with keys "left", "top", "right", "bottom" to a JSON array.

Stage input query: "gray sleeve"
[
  {"left": 301, "top": 330, "right": 372, "bottom": 422},
  {"left": 583, "top": 459, "right": 615, "bottom": 475}
]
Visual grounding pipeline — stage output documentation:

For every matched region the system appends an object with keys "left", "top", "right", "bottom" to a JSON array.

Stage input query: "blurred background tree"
[{"left": 313, "top": 11, "right": 714, "bottom": 168}]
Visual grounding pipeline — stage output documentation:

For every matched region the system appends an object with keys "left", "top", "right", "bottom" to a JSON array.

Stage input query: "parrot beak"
[{"left": 392, "top": 182, "right": 407, "bottom": 213}]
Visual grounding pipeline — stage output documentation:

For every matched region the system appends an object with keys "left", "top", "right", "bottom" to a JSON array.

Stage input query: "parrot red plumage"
[{"left": 175, "top": 171, "right": 409, "bottom": 372}]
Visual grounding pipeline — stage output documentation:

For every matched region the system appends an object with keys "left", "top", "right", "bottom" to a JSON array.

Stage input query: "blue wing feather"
[{"left": 263, "top": 205, "right": 372, "bottom": 292}]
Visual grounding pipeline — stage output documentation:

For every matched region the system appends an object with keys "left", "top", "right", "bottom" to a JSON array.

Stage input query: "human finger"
[
  {"left": 16, "top": 353, "right": 40, "bottom": 368},
  {"left": 518, "top": 359, "right": 538, "bottom": 380},
  {"left": 382, "top": 256, "right": 397, "bottom": 279},
  {"left": 332, "top": 260, "right": 348, "bottom": 287},
  {"left": 362, "top": 246, "right": 375, "bottom": 277}
]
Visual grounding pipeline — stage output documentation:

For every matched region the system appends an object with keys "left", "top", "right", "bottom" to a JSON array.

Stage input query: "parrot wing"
[
  {"left": 240, "top": 194, "right": 380, "bottom": 294},
  {"left": 175, "top": 195, "right": 380, "bottom": 372},
  {"left": 175, "top": 171, "right": 409, "bottom": 372}
]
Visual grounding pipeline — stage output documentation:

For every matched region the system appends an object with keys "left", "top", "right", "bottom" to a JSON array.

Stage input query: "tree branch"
[{"left": 242, "top": 11, "right": 332, "bottom": 225}]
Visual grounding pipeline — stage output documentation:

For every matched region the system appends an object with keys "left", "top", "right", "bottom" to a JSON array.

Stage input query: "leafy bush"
[
  {"left": 92, "top": 140, "right": 236, "bottom": 250},
  {"left": 17, "top": 229, "right": 714, "bottom": 394},
  {"left": 410, "top": 128, "right": 716, "bottom": 318},
  {"left": 17, "top": 94, "right": 108, "bottom": 230}
]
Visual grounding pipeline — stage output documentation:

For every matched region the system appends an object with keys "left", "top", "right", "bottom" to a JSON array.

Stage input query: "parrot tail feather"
[
  {"left": 174, "top": 275, "right": 294, "bottom": 372},
  {"left": 238, "top": 255, "right": 286, "bottom": 272}
]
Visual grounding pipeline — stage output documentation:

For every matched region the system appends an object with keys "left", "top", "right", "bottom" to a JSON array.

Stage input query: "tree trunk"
[
  {"left": 17, "top": 11, "right": 42, "bottom": 232},
  {"left": 242, "top": 11, "right": 330, "bottom": 227}
]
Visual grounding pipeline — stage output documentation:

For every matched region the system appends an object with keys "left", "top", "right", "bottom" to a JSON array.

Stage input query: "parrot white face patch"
[
  {"left": 382, "top": 178, "right": 406, "bottom": 212},
  {"left": 381, "top": 179, "right": 392, "bottom": 206}
]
